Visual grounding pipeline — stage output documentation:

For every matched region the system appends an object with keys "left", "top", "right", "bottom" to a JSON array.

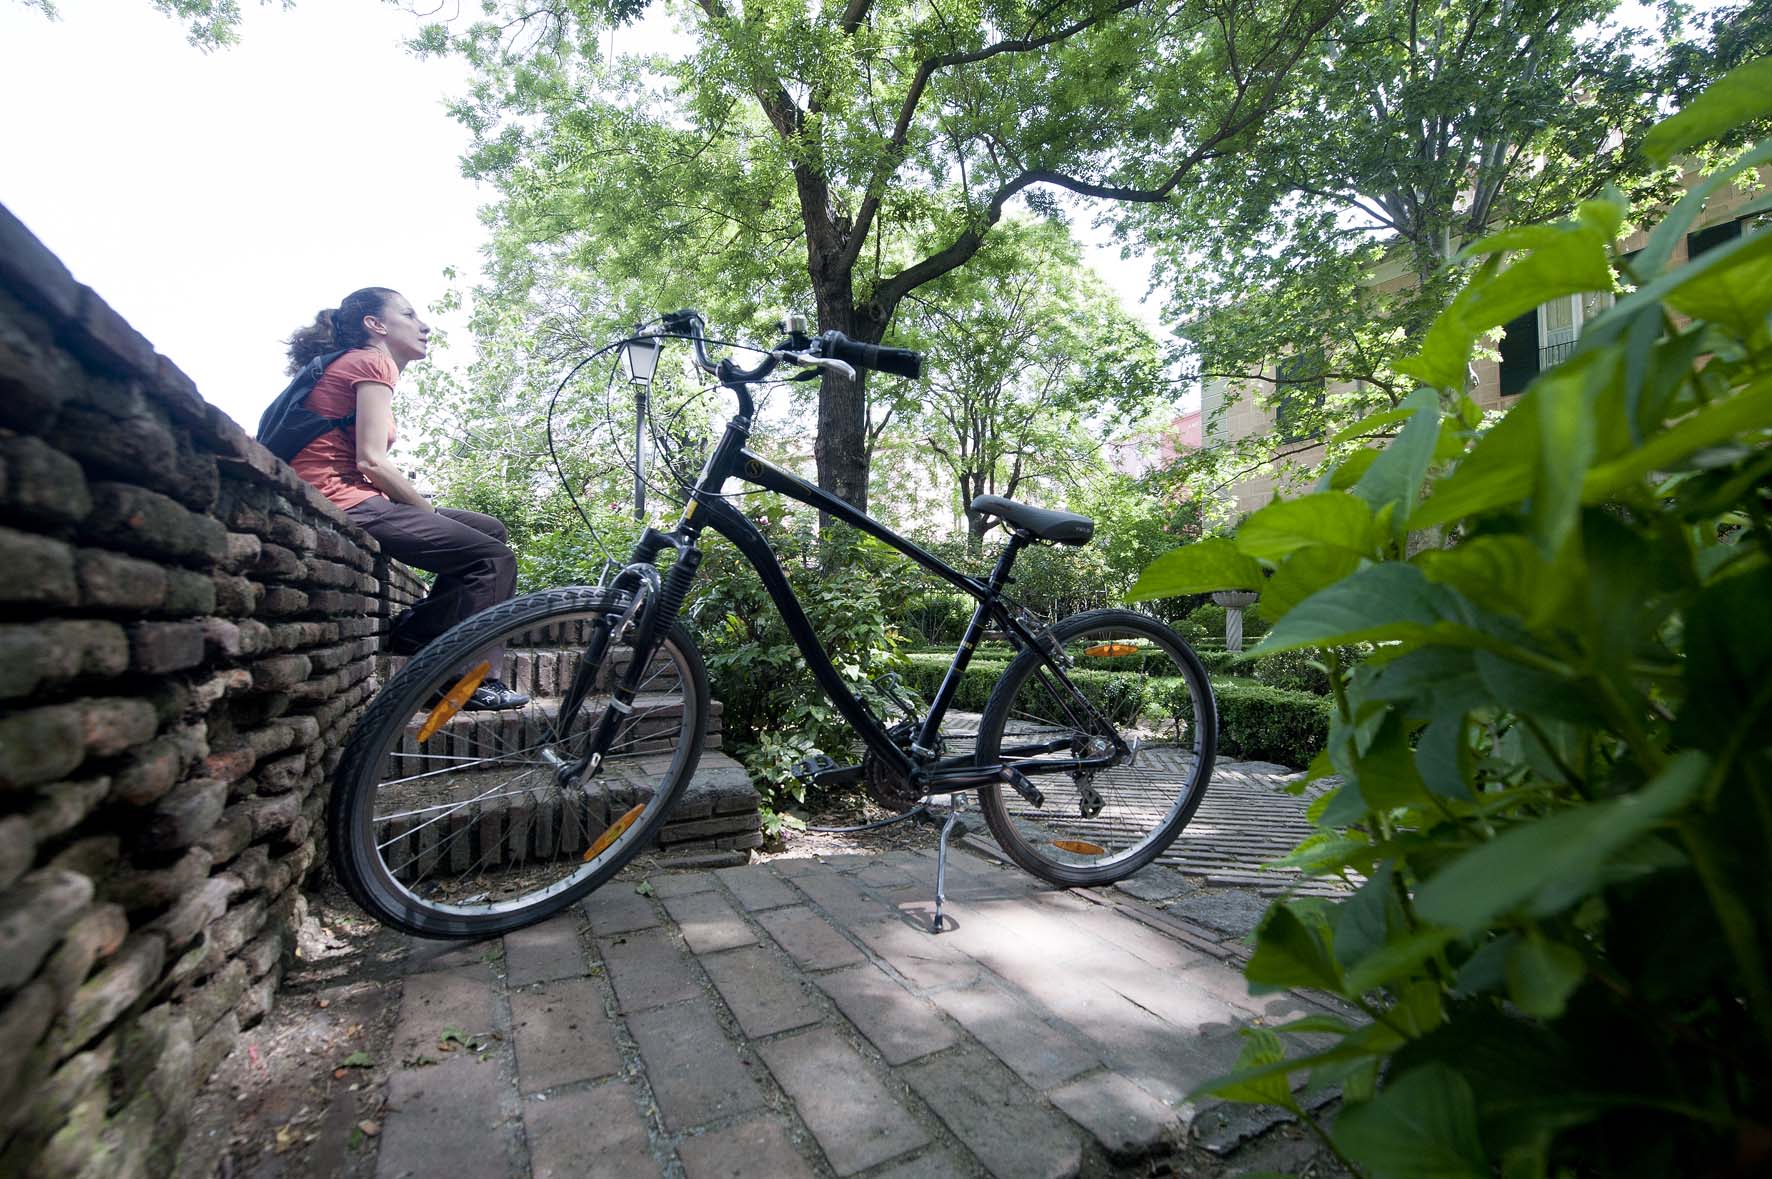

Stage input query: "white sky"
[{"left": 0, "top": 0, "right": 1165, "bottom": 432}]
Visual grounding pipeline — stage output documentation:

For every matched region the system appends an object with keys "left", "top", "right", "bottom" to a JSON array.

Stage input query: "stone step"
[{"left": 373, "top": 750, "right": 761, "bottom": 883}]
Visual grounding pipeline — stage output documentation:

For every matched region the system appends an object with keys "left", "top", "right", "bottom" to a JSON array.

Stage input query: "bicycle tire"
[
  {"left": 974, "top": 609, "right": 1216, "bottom": 888},
  {"left": 327, "top": 586, "right": 708, "bottom": 938}
]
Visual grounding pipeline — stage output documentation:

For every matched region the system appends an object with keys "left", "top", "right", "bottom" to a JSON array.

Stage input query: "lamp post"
[{"left": 620, "top": 332, "right": 664, "bottom": 522}]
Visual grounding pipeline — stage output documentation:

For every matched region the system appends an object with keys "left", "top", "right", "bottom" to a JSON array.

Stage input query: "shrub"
[
  {"left": 1211, "top": 684, "right": 1331, "bottom": 767},
  {"left": 1126, "top": 70, "right": 1772, "bottom": 1179},
  {"left": 689, "top": 519, "right": 905, "bottom": 811}
]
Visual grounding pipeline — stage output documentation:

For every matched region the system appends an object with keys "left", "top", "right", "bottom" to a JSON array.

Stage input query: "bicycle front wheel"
[
  {"left": 328, "top": 586, "right": 708, "bottom": 938},
  {"left": 974, "top": 609, "right": 1216, "bottom": 888}
]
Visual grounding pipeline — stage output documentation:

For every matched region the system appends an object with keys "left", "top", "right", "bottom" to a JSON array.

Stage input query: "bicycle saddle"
[{"left": 970, "top": 495, "right": 1094, "bottom": 546}]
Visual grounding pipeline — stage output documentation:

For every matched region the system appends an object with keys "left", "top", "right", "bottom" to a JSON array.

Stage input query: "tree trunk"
[{"left": 809, "top": 271, "right": 889, "bottom": 517}]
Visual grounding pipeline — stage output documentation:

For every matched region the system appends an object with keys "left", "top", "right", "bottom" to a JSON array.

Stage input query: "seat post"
[{"left": 986, "top": 531, "right": 1030, "bottom": 594}]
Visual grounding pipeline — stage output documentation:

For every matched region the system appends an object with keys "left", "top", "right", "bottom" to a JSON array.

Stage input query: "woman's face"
[{"left": 369, "top": 293, "right": 430, "bottom": 366}]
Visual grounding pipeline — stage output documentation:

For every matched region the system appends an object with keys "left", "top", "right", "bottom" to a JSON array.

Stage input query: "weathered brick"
[
  {"left": 252, "top": 542, "right": 304, "bottom": 579},
  {"left": 27, "top": 775, "right": 110, "bottom": 842},
  {"left": 169, "top": 429, "right": 220, "bottom": 512},
  {"left": 0, "top": 619, "right": 128, "bottom": 700},
  {"left": 62, "top": 932, "right": 167, "bottom": 1051},
  {"left": 53, "top": 404, "right": 180, "bottom": 493},
  {"left": 755, "top": 906, "right": 867, "bottom": 972},
  {"left": 0, "top": 433, "right": 90, "bottom": 525},
  {"left": 128, "top": 621, "right": 206, "bottom": 673},
  {"left": 204, "top": 896, "right": 267, "bottom": 966},
  {"left": 210, "top": 572, "right": 260, "bottom": 616},
  {"left": 815, "top": 963, "right": 959, "bottom": 1066},
  {"left": 241, "top": 791, "right": 299, "bottom": 838},
  {"left": 11, "top": 1040, "right": 114, "bottom": 1155},
  {"left": 105, "top": 847, "right": 212, "bottom": 910},
  {"left": 195, "top": 805, "right": 253, "bottom": 863},
  {"left": 191, "top": 1011, "right": 239, "bottom": 1085},
  {"left": 701, "top": 946, "right": 823, "bottom": 1039},
  {"left": 221, "top": 531, "right": 261, "bottom": 573},
  {"left": 41, "top": 902, "right": 128, "bottom": 1008},
  {"left": 138, "top": 778, "right": 227, "bottom": 851},
  {"left": 509, "top": 976, "right": 622, "bottom": 1093},
  {"left": 180, "top": 959, "right": 249, "bottom": 1035},
  {"left": 81, "top": 482, "right": 226, "bottom": 565},
  {"left": 0, "top": 202, "right": 81, "bottom": 320},
  {"left": 664, "top": 889, "right": 757, "bottom": 955},
  {"left": 257, "top": 586, "right": 309, "bottom": 617},
  {"left": 152, "top": 354, "right": 211, "bottom": 430},
  {"left": 48, "top": 835, "right": 121, "bottom": 885},
  {"left": 627, "top": 1001, "right": 765, "bottom": 1132},
  {"left": 598, "top": 929, "right": 699, "bottom": 1012},
  {"left": 0, "top": 814, "right": 33, "bottom": 890},
  {"left": 80, "top": 696, "right": 159, "bottom": 756},
  {"left": 717, "top": 864, "right": 800, "bottom": 911},
  {"left": 151, "top": 874, "right": 239, "bottom": 948},
  {"left": 110, "top": 730, "right": 199, "bottom": 805},
  {"left": 164, "top": 567, "right": 216, "bottom": 614},
  {"left": 757, "top": 1026, "right": 930, "bottom": 1175},
  {"left": 0, "top": 702, "right": 86, "bottom": 789},
  {"left": 190, "top": 668, "right": 251, "bottom": 713},
  {"left": 901, "top": 1051, "right": 1082, "bottom": 1179},
  {"left": 0, "top": 981, "right": 58, "bottom": 1113},
  {"left": 0, "top": 868, "right": 95, "bottom": 990},
  {"left": 71, "top": 286, "right": 156, "bottom": 376},
  {"left": 238, "top": 927, "right": 282, "bottom": 979},
  {"left": 267, "top": 515, "right": 316, "bottom": 551},
  {"left": 233, "top": 618, "right": 272, "bottom": 655},
  {"left": 0, "top": 524, "right": 77, "bottom": 607},
  {"left": 678, "top": 1118, "right": 817, "bottom": 1179}
]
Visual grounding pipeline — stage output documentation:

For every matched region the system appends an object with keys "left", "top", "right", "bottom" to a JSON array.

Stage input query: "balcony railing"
[{"left": 1539, "top": 339, "right": 1577, "bottom": 369}]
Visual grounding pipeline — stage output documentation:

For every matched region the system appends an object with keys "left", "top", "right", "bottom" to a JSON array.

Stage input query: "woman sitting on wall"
[{"left": 285, "top": 286, "right": 528, "bottom": 711}]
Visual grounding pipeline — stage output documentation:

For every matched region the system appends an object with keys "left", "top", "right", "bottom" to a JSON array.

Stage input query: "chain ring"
[{"left": 862, "top": 721, "right": 930, "bottom": 812}]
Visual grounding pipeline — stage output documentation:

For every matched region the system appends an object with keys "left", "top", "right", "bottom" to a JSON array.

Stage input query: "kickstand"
[{"left": 931, "top": 801, "right": 965, "bottom": 934}]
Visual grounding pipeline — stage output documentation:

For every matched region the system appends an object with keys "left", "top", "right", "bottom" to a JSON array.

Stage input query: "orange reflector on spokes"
[
  {"left": 1052, "top": 839, "right": 1106, "bottom": 855},
  {"left": 416, "top": 661, "right": 493, "bottom": 743},
  {"left": 584, "top": 803, "right": 648, "bottom": 861},
  {"left": 1084, "top": 643, "right": 1140, "bottom": 657}
]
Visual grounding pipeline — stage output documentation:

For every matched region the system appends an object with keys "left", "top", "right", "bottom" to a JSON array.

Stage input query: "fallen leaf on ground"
[{"left": 357, "top": 1120, "right": 381, "bottom": 1137}]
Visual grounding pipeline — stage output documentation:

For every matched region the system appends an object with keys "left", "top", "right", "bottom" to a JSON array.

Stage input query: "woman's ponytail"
[{"left": 284, "top": 287, "right": 400, "bottom": 375}]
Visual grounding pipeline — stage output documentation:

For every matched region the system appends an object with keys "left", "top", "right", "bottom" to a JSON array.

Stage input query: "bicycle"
[{"left": 327, "top": 311, "right": 1218, "bottom": 939}]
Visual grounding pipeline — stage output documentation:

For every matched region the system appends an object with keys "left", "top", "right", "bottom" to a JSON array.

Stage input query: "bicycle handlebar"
[{"left": 657, "top": 310, "right": 923, "bottom": 388}]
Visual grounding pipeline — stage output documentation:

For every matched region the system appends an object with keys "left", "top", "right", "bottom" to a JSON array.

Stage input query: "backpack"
[{"left": 255, "top": 348, "right": 356, "bottom": 462}]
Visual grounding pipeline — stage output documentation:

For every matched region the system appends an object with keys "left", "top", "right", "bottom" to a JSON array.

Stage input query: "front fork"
[{"left": 546, "top": 531, "right": 703, "bottom": 786}]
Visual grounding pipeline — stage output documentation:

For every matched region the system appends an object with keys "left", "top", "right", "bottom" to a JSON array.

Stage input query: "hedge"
[{"left": 897, "top": 653, "right": 1330, "bottom": 768}]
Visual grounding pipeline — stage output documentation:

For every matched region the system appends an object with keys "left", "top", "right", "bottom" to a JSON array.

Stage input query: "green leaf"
[
  {"left": 1127, "top": 537, "right": 1264, "bottom": 601},
  {"left": 1663, "top": 226, "right": 1772, "bottom": 336},
  {"left": 1331, "top": 406, "right": 1415, "bottom": 446},
  {"left": 338, "top": 1052, "right": 375, "bottom": 1069},
  {"left": 1207, "top": 1027, "right": 1298, "bottom": 1107},
  {"left": 1343, "top": 927, "right": 1459, "bottom": 996},
  {"left": 1582, "top": 375, "right": 1772, "bottom": 499},
  {"left": 1529, "top": 359, "right": 1599, "bottom": 555},
  {"left": 1406, "top": 402, "right": 1539, "bottom": 532},
  {"left": 1262, "top": 546, "right": 1364, "bottom": 620},
  {"left": 1505, "top": 930, "right": 1586, "bottom": 1018},
  {"left": 1237, "top": 493, "right": 1376, "bottom": 561},
  {"left": 1417, "top": 534, "right": 1568, "bottom": 630},
  {"left": 1335, "top": 1064, "right": 1490, "bottom": 1179},
  {"left": 1245, "top": 903, "right": 1345, "bottom": 994},
  {"left": 1415, "top": 752, "right": 1708, "bottom": 932},
  {"left": 1352, "top": 389, "right": 1441, "bottom": 520},
  {"left": 1643, "top": 57, "right": 1772, "bottom": 163},
  {"left": 1253, "top": 563, "right": 1482, "bottom": 655}
]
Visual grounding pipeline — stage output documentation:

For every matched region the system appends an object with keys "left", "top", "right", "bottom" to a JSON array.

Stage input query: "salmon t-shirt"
[{"left": 290, "top": 348, "right": 400, "bottom": 511}]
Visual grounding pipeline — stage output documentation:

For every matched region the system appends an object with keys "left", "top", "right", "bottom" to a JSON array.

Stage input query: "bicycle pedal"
[
  {"left": 790, "top": 754, "right": 863, "bottom": 787},
  {"left": 999, "top": 767, "right": 1044, "bottom": 808}
]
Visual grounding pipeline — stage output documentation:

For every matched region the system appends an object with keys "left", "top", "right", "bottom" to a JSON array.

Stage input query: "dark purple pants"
[{"left": 346, "top": 497, "right": 518, "bottom": 669}]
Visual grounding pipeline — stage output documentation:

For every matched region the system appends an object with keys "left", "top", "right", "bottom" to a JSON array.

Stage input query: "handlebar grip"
[{"left": 821, "top": 332, "right": 923, "bottom": 380}]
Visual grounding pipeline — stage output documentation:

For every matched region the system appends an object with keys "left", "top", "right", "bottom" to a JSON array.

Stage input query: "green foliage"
[
  {"left": 1211, "top": 684, "right": 1332, "bottom": 767},
  {"left": 429, "top": 0, "right": 1343, "bottom": 507},
  {"left": 1135, "top": 69, "right": 1772, "bottom": 1178},
  {"left": 1136, "top": 0, "right": 1697, "bottom": 497},
  {"left": 688, "top": 515, "right": 906, "bottom": 812}
]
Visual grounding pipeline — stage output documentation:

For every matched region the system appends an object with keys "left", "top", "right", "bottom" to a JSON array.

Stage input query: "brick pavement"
[{"left": 372, "top": 840, "right": 1341, "bottom": 1179}]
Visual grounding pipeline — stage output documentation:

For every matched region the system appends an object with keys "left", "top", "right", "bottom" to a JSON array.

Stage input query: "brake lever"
[{"left": 772, "top": 350, "right": 857, "bottom": 380}]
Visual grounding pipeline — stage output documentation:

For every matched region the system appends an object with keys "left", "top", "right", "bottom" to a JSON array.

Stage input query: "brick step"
[
  {"left": 373, "top": 750, "right": 761, "bottom": 883},
  {"left": 378, "top": 644, "right": 669, "bottom": 700},
  {"left": 383, "top": 692, "right": 723, "bottom": 778}
]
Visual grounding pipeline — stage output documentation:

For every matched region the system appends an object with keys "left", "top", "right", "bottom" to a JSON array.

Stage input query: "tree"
[
  {"left": 15, "top": 0, "right": 279, "bottom": 49},
  {"left": 427, "top": 0, "right": 1345, "bottom": 515},
  {"left": 888, "top": 217, "right": 1163, "bottom": 548},
  {"left": 1134, "top": 0, "right": 1677, "bottom": 492}
]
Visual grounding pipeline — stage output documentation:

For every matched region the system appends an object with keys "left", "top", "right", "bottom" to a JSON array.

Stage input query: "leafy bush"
[
  {"left": 1212, "top": 683, "right": 1332, "bottom": 766},
  {"left": 1127, "top": 66, "right": 1772, "bottom": 1179},
  {"left": 689, "top": 517, "right": 905, "bottom": 811}
]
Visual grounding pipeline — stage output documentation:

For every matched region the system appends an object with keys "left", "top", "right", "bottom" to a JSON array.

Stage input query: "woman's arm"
[{"left": 352, "top": 382, "right": 434, "bottom": 510}]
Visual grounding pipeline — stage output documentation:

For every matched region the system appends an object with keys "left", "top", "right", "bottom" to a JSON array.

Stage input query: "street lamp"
[{"left": 620, "top": 333, "right": 665, "bottom": 520}]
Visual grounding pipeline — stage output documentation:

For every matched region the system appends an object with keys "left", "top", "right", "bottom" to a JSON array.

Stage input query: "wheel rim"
[
  {"left": 350, "top": 609, "right": 700, "bottom": 920},
  {"left": 987, "top": 621, "right": 1209, "bottom": 876}
]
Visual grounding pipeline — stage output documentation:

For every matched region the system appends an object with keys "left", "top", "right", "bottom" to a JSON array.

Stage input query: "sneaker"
[
  {"left": 463, "top": 678, "right": 530, "bottom": 711},
  {"left": 421, "top": 677, "right": 531, "bottom": 713}
]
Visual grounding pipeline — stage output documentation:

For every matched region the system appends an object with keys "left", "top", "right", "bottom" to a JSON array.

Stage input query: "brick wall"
[{"left": 0, "top": 203, "right": 407, "bottom": 1177}]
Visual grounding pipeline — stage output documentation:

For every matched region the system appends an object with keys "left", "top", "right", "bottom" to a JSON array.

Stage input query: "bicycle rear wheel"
[
  {"left": 974, "top": 609, "right": 1215, "bottom": 888},
  {"left": 328, "top": 586, "right": 707, "bottom": 938}
]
